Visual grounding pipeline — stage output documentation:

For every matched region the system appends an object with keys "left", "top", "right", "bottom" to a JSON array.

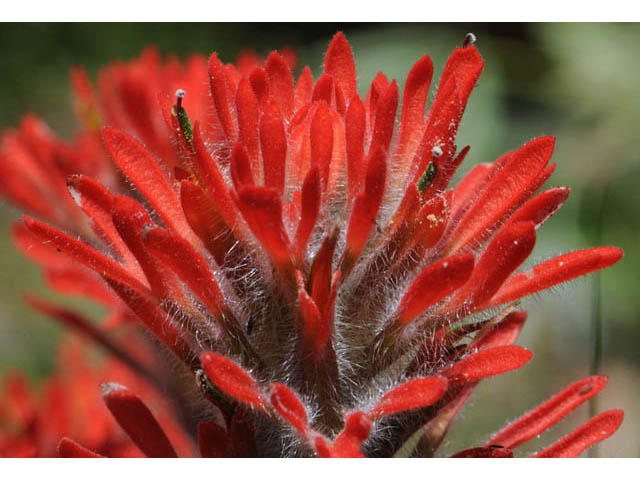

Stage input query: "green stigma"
[
  {"left": 196, "top": 369, "right": 234, "bottom": 414},
  {"left": 174, "top": 89, "right": 193, "bottom": 147},
  {"left": 177, "top": 106, "right": 193, "bottom": 147},
  {"left": 417, "top": 161, "right": 437, "bottom": 195}
]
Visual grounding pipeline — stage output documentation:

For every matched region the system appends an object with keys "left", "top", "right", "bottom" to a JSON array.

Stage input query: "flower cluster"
[{"left": 0, "top": 33, "right": 623, "bottom": 457}]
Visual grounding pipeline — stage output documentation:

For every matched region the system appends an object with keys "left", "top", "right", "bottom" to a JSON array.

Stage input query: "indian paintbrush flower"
[{"left": 0, "top": 33, "right": 624, "bottom": 457}]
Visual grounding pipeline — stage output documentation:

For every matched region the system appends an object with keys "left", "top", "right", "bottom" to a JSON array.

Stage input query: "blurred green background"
[{"left": 0, "top": 23, "right": 638, "bottom": 457}]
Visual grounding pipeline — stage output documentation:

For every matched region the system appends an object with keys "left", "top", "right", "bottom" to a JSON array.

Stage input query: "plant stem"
[{"left": 588, "top": 181, "right": 608, "bottom": 458}]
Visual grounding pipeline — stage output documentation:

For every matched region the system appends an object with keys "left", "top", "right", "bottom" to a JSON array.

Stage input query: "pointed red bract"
[
  {"left": 324, "top": 32, "right": 357, "bottom": 101},
  {"left": 297, "top": 271, "right": 329, "bottom": 357},
  {"left": 111, "top": 195, "right": 177, "bottom": 298},
  {"left": 447, "top": 137, "right": 555, "bottom": 252},
  {"left": 260, "top": 102, "right": 287, "bottom": 194},
  {"left": 236, "top": 78, "right": 261, "bottom": 172},
  {"left": 312, "top": 74, "right": 334, "bottom": 105},
  {"left": 439, "top": 45, "right": 485, "bottom": 106},
  {"left": 443, "top": 346, "right": 533, "bottom": 384},
  {"left": 192, "top": 122, "right": 238, "bottom": 226},
  {"left": 369, "top": 72, "right": 389, "bottom": 110},
  {"left": 504, "top": 186, "right": 569, "bottom": 230},
  {"left": 411, "top": 46, "right": 484, "bottom": 196},
  {"left": 265, "top": 52, "right": 294, "bottom": 119},
  {"left": 237, "top": 186, "right": 292, "bottom": 270},
  {"left": 344, "top": 147, "right": 386, "bottom": 266},
  {"left": 396, "top": 254, "right": 474, "bottom": 326},
  {"left": 230, "top": 142, "right": 255, "bottom": 190},
  {"left": 398, "top": 55, "right": 433, "bottom": 147},
  {"left": 179, "top": 180, "right": 235, "bottom": 266},
  {"left": 208, "top": 52, "right": 238, "bottom": 140},
  {"left": 248, "top": 67, "right": 268, "bottom": 106},
  {"left": 448, "top": 221, "right": 536, "bottom": 311},
  {"left": 370, "top": 377, "right": 448, "bottom": 419},
  {"left": 489, "top": 247, "right": 624, "bottom": 308},
  {"left": 323, "top": 270, "right": 341, "bottom": 328},
  {"left": 143, "top": 226, "right": 225, "bottom": 319},
  {"left": 533, "top": 410, "right": 623, "bottom": 458},
  {"left": 310, "top": 101, "right": 334, "bottom": 189},
  {"left": 345, "top": 95, "right": 366, "bottom": 201},
  {"left": 487, "top": 376, "right": 609, "bottom": 449},
  {"left": 294, "top": 67, "right": 313, "bottom": 112},
  {"left": 200, "top": 353, "right": 265, "bottom": 411},
  {"left": 66, "top": 174, "right": 138, "bottom": 271},
  {"left": 309, "top": 229, "right": 338, "bottom": 315},
  {"left": 102, "top": 383, "right": 177, "bottom": 458},
  {"left": 23, "top": 216, "right": 149, "bottom": 294},
  {"left": 102, "top": 128, "right": 193, "bottom": 242},
  {"left": 369, "top": 81, "right": 398, "bottom": 155},
  {"left": 294, "top": 166, "right": 321, "bottom": 260},
  {"left": 270, "top": 383, "right": 309, "bottom": 437},
  {"left": 393, "top": 56, "right": 434, "bottom": 189}
]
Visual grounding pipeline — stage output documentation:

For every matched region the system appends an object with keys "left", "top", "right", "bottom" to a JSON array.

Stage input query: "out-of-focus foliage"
[{"left": 0, "top": 23, "right": 638, "bottom": 457}]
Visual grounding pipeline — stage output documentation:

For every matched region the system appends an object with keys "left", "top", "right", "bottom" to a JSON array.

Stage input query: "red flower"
[
  {"left": 0, "top": 335, "right": 194, "bottom": 457},
  {"left": 0, "top": 33, "right": 624, "bottom": 457}
]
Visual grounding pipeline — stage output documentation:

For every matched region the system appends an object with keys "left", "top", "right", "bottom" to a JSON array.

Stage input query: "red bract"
[
  {"left": 369, "top": 377, "right": 448, "bottom": 419},
  {"left": 0, "top": 32, "right": 624, "bottom": 457},
  {"left": 486, "top": 376, "right": 608, "bottom": 449},
  {"left": 200, "top": 353, "right": 266, "bottom": 413},
  {"left": 101, "top": 383, "right": 178, "bottom": 458},
  {"left": 533, "top": 410, "right": 624, "bottom": 458}
]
